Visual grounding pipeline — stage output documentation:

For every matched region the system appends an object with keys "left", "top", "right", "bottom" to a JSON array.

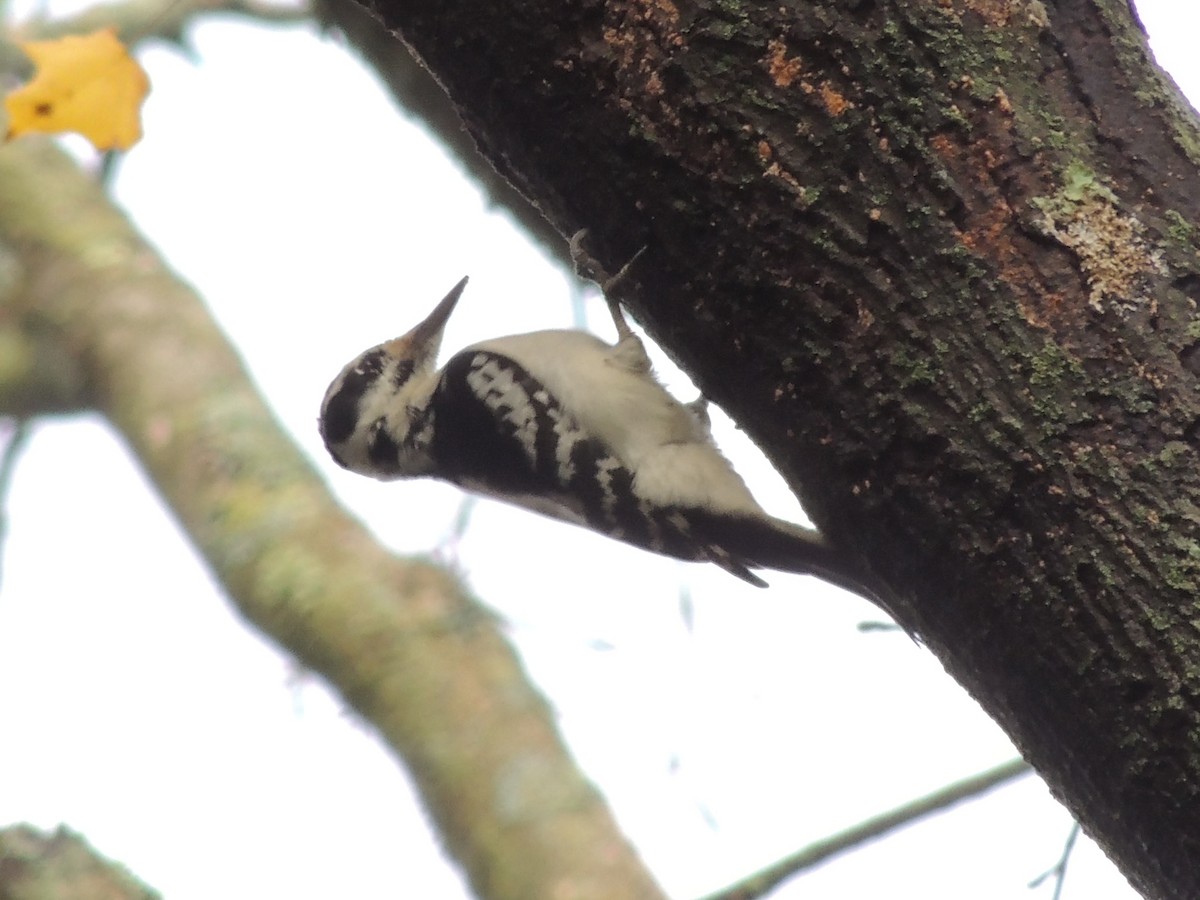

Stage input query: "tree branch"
[
  {"left": 0, "top": 138, "right": 664, "bottom": 900},
  {"left": 0, "top": 823, "right": 160, "bottom": 900},
  {"left": 702, "top": 757, "right": 1033, "bottom": 900},
  {"left": 0, "top": 0, "right": 312, "bottom": 75},
  {"left": 13, "top": 0, "right": 312, "bottom": 43}
]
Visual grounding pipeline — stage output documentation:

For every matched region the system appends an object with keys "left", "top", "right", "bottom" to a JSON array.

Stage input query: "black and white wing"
[{"left": 427, "top": 348, "right": 847, "bottom": 588}]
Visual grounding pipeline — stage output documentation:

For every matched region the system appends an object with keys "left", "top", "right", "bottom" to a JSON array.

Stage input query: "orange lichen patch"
[
  {"left": 927, "top": 132, "right": 1072, "bottom": 330},
  {"left": 819, "top": 82, "right": 852, "bottom": 117},
  {"left": 936, "top": 0, "right": 1010, "bottom": 26},
  {"left": 937, "top": 0, "right": 1048, "bottom": 28},
  {"left": 756, "top": 139, "right": 806, "bottom": 196},
  {"left": 856, "top": 295, "right": 875, "bottom": 330},
  {"left": 764, "top": 160, "right": 805, "bottom": 195},
  {"left": 765, "top": 38, "right": 804, "bottom": 88},
  {"left": 602, "top": 0, "right": 684, "bottom": 71},
  {"left": 763, "top": 39, "right": 852, "bottom": 117},
  {"left": 602, "top": 0, "right": 687, "bottom": 136},
  {"left": 963, "top": 0, "right": 1013, "bottom": 26},
  {"left": 935, "top": 120, "right": 1167, "bottom": 328},
  {"left": 994, "top": 87, "right": 1014, "bottom": 115},
  {"left": 647, "top": 0, "right": 680, "bottom": 23}
]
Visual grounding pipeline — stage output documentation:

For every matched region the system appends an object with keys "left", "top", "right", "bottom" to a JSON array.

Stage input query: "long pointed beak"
[{"left": 385, "top": 276, "right": 469, "bottom": 361}]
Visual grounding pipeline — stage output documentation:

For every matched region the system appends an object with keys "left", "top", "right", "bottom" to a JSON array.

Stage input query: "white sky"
[{"left": 0, "top": 2, "right": 1194, "bottom": 898}]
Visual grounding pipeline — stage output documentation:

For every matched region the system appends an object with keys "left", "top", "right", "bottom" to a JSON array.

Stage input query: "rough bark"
[
  {"left": 352, "top": 1, "right": 1200, "bottom": 897},
  {"left": 0, "top": 139, "right": 665, "bottom": 900}
]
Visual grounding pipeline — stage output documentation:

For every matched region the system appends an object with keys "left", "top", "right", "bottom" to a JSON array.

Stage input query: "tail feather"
[{"left": 687, "top": 510, "right": 877, "bottom": 599}]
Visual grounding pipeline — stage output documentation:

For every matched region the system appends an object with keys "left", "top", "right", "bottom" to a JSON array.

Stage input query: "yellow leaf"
[{"left": 4, "top": 27, "right": 150, "bottom": 152}]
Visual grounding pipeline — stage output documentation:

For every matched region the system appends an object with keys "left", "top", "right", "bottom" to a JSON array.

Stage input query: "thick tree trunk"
[{"left": 356, "top": 1, "right": 1200, "bottom": 896}]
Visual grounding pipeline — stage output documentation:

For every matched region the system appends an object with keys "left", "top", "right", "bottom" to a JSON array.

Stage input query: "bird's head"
[{"left": 318, "top": 276, "right": 468, "bottom": 478}]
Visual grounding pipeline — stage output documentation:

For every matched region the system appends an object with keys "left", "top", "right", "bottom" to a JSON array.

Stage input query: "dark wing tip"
[{"left": 706, "top": 545, "right": 770, "bottom": 588}]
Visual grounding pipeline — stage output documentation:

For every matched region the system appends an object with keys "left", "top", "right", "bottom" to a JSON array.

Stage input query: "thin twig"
[
  {"left": 0, "top": 418, "right": 31, "bottom": 591},
  {"left": 700, "top": 757, "right": 1034, "bottom": 900},
  {"left": 0, "top": 0, "right": 314, "bottom": 101},
  {"left": 2, "top": 0, "right": 311, "bottom": 56},
  {"left": 435, "top": 494, "right": 477, "bottom": 564},
  {"left": 857, "top": 620, "right": 903, "bottom": 633},
  {"left": 1029, "top": 820, "right": 1082, "bottom": 900}
]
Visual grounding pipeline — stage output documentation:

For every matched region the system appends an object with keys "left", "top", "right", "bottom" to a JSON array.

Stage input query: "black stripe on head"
[
  {"left": 368, "top": 418, "right": 401, "bottom": 467},
  {"left": 320, "top": 349, "right": 387, "bottom": 447}
]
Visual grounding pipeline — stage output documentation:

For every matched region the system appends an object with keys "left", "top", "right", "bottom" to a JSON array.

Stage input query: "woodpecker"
[{"left": 318, "top": 233, "right": 874, "bottom": 593}]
